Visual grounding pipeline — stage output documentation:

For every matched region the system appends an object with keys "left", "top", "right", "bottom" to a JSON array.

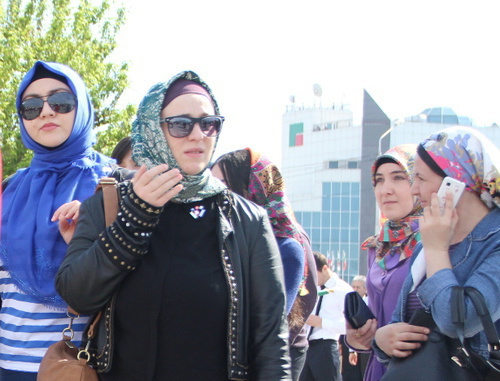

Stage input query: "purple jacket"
[{"left": 364, "top": 248, "right": 411, "bottom": 381}]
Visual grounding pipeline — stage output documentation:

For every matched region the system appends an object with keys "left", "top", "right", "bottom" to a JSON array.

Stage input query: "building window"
[
  {"left": 289, "top": 123, "right": 304, "bottom": 147},
  {"left": 347, "top": 161, "right": 358, "bottom": 169},
  {"left": 313, "top": 122, "right": 337, "bottom": 131},
  {"left": 328, "top": 161, "right": 339, "bottom": 169}
]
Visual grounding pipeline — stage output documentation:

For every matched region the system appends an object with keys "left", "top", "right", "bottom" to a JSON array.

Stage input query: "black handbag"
[
  {"left": 344, "top": 291, "right": 375, "bottom": 329},
  {"left": 451, "top": 286, "right": 500, "bottom": 381},
  {"left": 381, "top": 308, "right": 475, "bottom": 381},
  {"left": 382, "top": 285, "right": 500, "bottom": 381}
]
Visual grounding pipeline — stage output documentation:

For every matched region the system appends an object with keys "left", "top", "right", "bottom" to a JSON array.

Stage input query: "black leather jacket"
[{"left": 56, "top": 184, "right": 291, "bottom": 380}]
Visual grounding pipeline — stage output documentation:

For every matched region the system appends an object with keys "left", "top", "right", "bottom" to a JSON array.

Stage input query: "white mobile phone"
[{"left": 437, "top": 176, "right": 465, "bottom": 215}]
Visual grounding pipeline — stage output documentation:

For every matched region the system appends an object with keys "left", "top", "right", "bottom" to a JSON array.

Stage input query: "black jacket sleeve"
[{"left": 56, "top": 183, "right": 162, "bottom": 314}]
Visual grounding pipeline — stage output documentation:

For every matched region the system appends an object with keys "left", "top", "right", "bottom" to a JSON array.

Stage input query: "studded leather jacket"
[{"left": 56, "top": 183, "right": 291, "bottom": 380}]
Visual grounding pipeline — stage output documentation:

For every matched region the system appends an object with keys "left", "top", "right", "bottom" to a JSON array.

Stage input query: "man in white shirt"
[{"left": 299, "top": 252, "right": 353, "bottom": 381}]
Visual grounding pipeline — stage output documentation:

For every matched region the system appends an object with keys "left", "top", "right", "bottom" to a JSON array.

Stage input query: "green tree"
[{"left": 0, "top": 0, "right": 136, "bottom": 178}]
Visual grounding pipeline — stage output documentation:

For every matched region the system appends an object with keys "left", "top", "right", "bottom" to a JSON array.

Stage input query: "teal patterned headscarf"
[{"left": 131, "top": 71, "right": 226, "bottom": 203}]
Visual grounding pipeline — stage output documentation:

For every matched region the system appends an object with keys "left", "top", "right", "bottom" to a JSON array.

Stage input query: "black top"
[{"left": 101, "top": 196, "right": 229, "bottom": 381}]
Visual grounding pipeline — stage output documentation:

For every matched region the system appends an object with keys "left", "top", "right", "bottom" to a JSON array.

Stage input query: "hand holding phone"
[{"left": 437, "top": 176, "right": 465, "bottom": 215}]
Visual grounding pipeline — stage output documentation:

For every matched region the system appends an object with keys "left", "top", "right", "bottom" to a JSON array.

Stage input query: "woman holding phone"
[{"left": 374, "top": 127, "right": 500, "bottom": 377}]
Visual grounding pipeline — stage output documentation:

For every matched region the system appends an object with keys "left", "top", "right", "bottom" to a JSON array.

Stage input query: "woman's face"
[
  {"left": 21, "top": 78, "right": 75, "bottom": 147},
  {"left": 374, "top": 162, "right": 415, "bottom": 221},
  {"left": 410, "top": 154, "right": 444, "bottom": 209},
  {"left": 161, "top": 94, "right": 216, "bottom": 175}
]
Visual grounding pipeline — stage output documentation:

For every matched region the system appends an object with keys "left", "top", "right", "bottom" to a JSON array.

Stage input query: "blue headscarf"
[{"left": 0, "top": 61, "right": 114, "bottom": 308}]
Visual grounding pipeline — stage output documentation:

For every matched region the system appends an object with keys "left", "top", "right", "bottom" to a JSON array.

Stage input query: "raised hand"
[
  {"left": 420, "top": 191, "right": 457, "bottom": 277},
  {"left": 132, "top": 164, "right": 183, "bottom": 207}
]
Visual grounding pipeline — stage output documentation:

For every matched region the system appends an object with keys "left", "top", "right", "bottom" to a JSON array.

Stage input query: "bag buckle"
[
  {"left": 451, "top": 346, "right": 471, "bottom": 368},
  {"left": 61, "top": 312, "right": 79, "bottom": 341},
  {"left": 488, "top": 343, "right": 500, "bottom": 352},
  {"left": 99, "top": 177, "right": 117, "bottom": 185},
  {"left": 451, "top": 356, "right": 466, "bottom": 367},
  {"left": 77, "top": 340, "right": 92, "bottom": 363}
]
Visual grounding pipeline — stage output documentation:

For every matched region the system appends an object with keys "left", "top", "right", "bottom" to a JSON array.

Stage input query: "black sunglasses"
[
  {"left": 19, "top": 92, "right": 77, "bottom": 121},
  {"left": 160, "top": 115, "right": 224, "bottom": 138}
]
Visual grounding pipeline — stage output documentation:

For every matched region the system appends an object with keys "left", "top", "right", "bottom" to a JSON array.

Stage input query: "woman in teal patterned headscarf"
[
  {"left": 56, "top": 71, "right": 291, "bottom": 380},
  {"left": 131, "top": 70, "right": 225, "bottom": 202}
]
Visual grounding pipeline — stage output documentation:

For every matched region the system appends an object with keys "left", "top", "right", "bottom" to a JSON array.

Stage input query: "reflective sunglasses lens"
[
  {"left": 169, "top": 117, "right": 194, "bottom": 138},
  {"left": 48, "top": 92, "right": 76, "bottom": 114},
  {"left": 20, "top": 98, "right": 44, "bottom": 120},
  {"left": 200, "top": 117, "right": 222, "bottom": 137},
  {"left": 20, "top": 92, "right": 76, "bottom": 121}
]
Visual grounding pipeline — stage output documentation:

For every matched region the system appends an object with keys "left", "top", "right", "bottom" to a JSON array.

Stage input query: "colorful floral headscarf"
[
  {"left": 213, "top": 147, "right": 310, "bottom": 294},
  {"left": 362, "top": 144, "right": 423, "bottom": 269},
  {"left": 131, "top": 71, "right": 226, "bottom": 203},
  {"left": 246, "top": 149, "right": 312, "bottom": 295},
  {"left": 246, "top": 149, "right": 304, "bottom": 244},
  {"left": 418, "top": 126, "right": 500, "bottom": 209}
]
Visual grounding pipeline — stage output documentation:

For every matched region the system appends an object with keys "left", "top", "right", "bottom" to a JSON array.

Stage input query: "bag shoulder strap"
[
  {"left": 463, "top": 287, "right": 500, "bottom": 354},
  {"left": 452, "top": 286, "right": 500, "bottom": 355},
  {"left": 67, "top": 177, "right": 118, "bottom": 317},
  {"left": 95, "top": 177, "right": 119, "bottom": 227}
]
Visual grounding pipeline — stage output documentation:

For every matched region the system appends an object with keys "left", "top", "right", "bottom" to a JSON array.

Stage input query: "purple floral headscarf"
[{"left": 419, "top": 126, "right": 500, "bottom": 209}]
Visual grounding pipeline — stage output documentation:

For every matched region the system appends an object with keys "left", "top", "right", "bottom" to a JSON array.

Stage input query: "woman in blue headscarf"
[{"left": 0, "top": 61, "right": 114, "bottom": 379}]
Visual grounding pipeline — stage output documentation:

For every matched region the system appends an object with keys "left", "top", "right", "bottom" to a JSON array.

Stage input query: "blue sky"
[{"left": 112, "top": 0, "right": 500, "bottom": 165}]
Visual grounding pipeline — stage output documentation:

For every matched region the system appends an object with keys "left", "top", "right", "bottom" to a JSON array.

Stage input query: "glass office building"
[
  {"left": 281, "top": 100, "right": 366, "bottom": 282},
  {"left": 294, "top": 181, "right": 360, "bottom": 280},
  {"left": 281, "top": 92, "right": 500, "bottom": 282}
]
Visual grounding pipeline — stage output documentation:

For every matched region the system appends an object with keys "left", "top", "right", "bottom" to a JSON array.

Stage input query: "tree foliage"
[{"left": 0, "top": 0, "right": 136, "bottom": 177}]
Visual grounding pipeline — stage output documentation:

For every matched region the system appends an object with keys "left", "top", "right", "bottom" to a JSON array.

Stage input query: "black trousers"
[
  {"left": 299, "top": 339, "right": 341, "bottom": 381},
  {"left": 340, "top": 335, "right": 365, "bottom": 381},
  {"left": 290, "top": 346, "right": 309, "bottom": 381}
]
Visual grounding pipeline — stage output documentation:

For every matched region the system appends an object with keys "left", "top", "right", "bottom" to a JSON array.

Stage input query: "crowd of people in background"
[{"left": 0, "top": 60, "right": 499, "bottom": 381}]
